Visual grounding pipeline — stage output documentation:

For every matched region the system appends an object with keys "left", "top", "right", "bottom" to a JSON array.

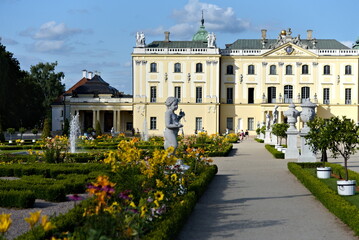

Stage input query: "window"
[
  {"left": 126, "top": 122, "right": 133, "bottom": 131},
  {"left": 196, "top": 87, "right": 202, "bottom": 103},
  {"left": 174, "top": 86, "right": 181, "bottom": 100},
  {"left": 285, "top": 65, "right": 293, "bottom": 75},
  {"left": 61, "top": 110, "right": 64, "bottom": 117},
  {"left": 195, "top": 117, "right": 202, "bottom": 131},
  {"left": 267, "top": 87, "right": 276, "bottom": 103},
  {"left": 302, "top": 64, "right": 309, "bottom": 74},
  {"left": 150, "top": 117, "right": 157, "bottom": 130},
  {"left": 196, "top": 63, "right": 203, "bottom": 73},
  {"left": 323, "top": 88, "right": 330, "bottom": 104},
  {"left": 301, "top": 87, "right": 310, "bottom": 102},
  {"left": 284, "top": 85, "right": 293, "bottom": 103},
  {"left": 174, "top": 63, "right": 181, "bottom": 73},
  {"left": 226, "top": 118, "right": 233, "bottom": 130},
  {"left": 345, "top": 65, "right": 352, "bottom": 75},
  {"left": 248, "top": 118, "right": 254, "bottom": 131},
  {"left": 269, "top": 65, "right": 276, "bottom": 75},
  {"left": 248, "top": 65, "right": 255, "bottom": 75},
  {"left": 150, "top": 86, "right": 156, "bottom": 102},
  {"left": 323, "top": 65, "right": 330, "bottom": 75},
  {"left": 226, "top": 65, "right": 234, "bottom": 75},
  {"left": 150, "top": 63, "right": 157, "bottom": 72},
  {"left": 345, "top": 88, "right": 351, "bottom": 104},
  {"left": 227, "top": 87, "right": 233, "bottom": 104}
]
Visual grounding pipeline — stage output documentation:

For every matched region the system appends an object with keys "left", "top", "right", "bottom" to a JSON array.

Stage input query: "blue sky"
[{"left": 1, "top": 0, "right": 359, "bottom": 94}]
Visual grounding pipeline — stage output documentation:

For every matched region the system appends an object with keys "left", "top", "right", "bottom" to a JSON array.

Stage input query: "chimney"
[
  {"left": 307, "top": 30, "right": 313, "bottom": 40},
  {"left": 82, "top": 69, "right": 87, "bottom": 78},
  {"left": 261, "top": 29, "right": 267, "bottom": 40},
  {"left": 164, "top": 31, "right": 170, "bottom": 42},
  {"left": 88, "top": 71, "right": 93, "bottom": 79}
]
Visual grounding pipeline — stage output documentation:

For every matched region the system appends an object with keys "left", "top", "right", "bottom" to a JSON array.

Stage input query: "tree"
[
  {"left": 95, "top": 120, "right": 102, "bottom": 137},
  {"left": 327, "top": 116, "right": 359, "bottom": 181},
  {"left": 6, "top": 128, "right": 15, "bottom": 141},
  {"left": 62, "top": 118, "right": 70, "bottom": 136},
  {"left": 28, "top": 62, "right": 65, "bottom": 117},
  {"left": 271, "top": 123, "right": 289, "bottom": 145},
  {"left": 305, "top": 117, "right": 331, "bottom": 164},
  {"left": 19, "top": 127, "right": 26, "bottom": 140},
  {"left": 42, "top": 118, "right": 51, "bottom": 139}
]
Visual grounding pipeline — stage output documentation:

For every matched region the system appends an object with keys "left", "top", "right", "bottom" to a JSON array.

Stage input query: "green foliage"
[
  {"left": 260, "top": 126, "right": 266, "bottom": 135},
  {"left": 62, "top": 118, "right": 70, "bottom": 136},
  {"left": 254, "top": 138, "right": 264, "bottom": 143},
  {"left": 19, "top": 127, "right": 26, "bottom": 139},
  {"left": 288, "top": 162, "right": 359, "bottom": 236},
  {"left": 95, "top": 120, "right": 102, "bottom": 136},
  {"left": 41, "top": 118, "right": 51, "bottom": 138},
  {"left": 264, "top": 144, "right": 284, "bottom": 159},
  {"left": 256, "top": 128, "right": 260, "bottom": 135},
  {"left": 32, "top": 128, "right": 38, "bottom": 135},
  {"left": 271, "top": 123, "right": 289, "bottom": 145},
  {"left": 0, "top": 190, "right": 35, "bottom": 208}
]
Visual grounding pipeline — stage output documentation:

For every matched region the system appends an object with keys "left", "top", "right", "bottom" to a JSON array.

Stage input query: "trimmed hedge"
[
  {"left": 254, "top": 138, "right": 264, "bottom": 143},
  {"left": 265, "top": 144, "right": 284, "bottom": 159},
  {"left": 288, "top": 162, "right": 359, "bottom": 236},
  {"left": 0, "top": 190, "right": 35, "bottom": 208}
]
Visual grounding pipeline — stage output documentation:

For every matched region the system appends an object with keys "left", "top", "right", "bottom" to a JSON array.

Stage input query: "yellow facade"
[{"left": 132, "top": 30, "right": 359, "bottom": 136}]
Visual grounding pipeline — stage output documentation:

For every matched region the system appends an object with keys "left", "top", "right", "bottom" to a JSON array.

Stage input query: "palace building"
[{"left": 53, "top": 18, "right": 359, "bottom": 136}]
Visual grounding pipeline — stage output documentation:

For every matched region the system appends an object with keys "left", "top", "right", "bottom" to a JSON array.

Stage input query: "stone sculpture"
[
  {"left": 272, "top": 105, "right": 279, "bottom": 125},
  {"left": 164, "top": 97, "right": 185, "bottom": 154}
]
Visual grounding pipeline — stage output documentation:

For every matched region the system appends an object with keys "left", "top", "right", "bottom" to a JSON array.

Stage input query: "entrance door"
[
  {"left": 104, "top": 111, "right": 114, "bottom": 132},
  {"left": 267, "top": 87, "right": 276, "bottom": 103},
  {"left": 248, "top": 88, "right": 254, "bottom": 104}
]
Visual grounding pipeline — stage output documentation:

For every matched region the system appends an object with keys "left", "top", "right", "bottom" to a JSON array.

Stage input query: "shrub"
[
  {"left": 288, "top": 162, "right": 359, "bottom": 236},
  {"left": 265, "top": 144, "right": 284, "bottom": 159},
  {"left": 0, "top": 190, "right": 35, "bottom": 208},
  {"left": 255, "top": 138, "right": 264, "bottom": 143}
]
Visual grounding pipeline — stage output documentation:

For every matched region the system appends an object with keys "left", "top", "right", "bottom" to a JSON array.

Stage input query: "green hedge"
[
  {"left": 0, "top": 163, "right": 110, "bottom": 178},
  {"left": 254, "top": 138, "right": 264, "bottom": 143},
  {"left": 265, "top": 144, "right": 284, "bottom": 159},
  {"left": 288, "top": 162, "right": 359, "bottom": 236},
  {"left": 0, "top": 190, "right": 35, "bottom": 208}
]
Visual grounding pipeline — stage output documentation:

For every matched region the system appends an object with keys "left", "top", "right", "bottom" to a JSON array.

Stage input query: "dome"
[
  {"left": 192, "top": 25, "right": 208, "bottom": 42},
  {"left": 352, "top": 37, "right": 359, "bottom": 49},
  {"left": 280, "top": 30, "right": 287, "bottom": 36}
]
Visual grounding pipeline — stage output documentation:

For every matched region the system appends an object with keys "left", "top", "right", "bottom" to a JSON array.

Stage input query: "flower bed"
[{"left": 288, "top": 162, "right": 359, "bottom": 236}]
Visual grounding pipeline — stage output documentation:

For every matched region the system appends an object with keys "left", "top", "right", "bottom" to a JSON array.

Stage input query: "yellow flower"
[
  {"left": 171, "top": 173, "right": 178, "bottom": 182},
  {"left": 154, "top": 191, "right": 164, "bottom": 201},
  {"left": 140, "top": 206, "right": 147, "bottom": 218},
  {"left": 156, "top": 179, "right": 165, "bottom": 188},
  {"left": 25, "top": 210, "right": 42, "bottom": 228},
  {"left": 0, "top": 213, "right": 12, "bottom": 233},
  {"left": 129, "top": 201, "right": 137, "bottom": 208},
  {"left": 41, "top": 215, "right": 55, "bottom": 231}
]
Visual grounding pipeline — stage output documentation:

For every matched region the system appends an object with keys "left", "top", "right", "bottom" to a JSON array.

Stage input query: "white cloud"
[
  {"left": 34, "top": 21, "right": 82, "bottom": 40},
  {"left": 145, "top": 0, "right": 250, "bottom": 40},
  {"left": 340, "top": 41, "right": 354, "bottom": 48},
  {"left": 33, "top": 40, "right": 67, "bottom": 52}
]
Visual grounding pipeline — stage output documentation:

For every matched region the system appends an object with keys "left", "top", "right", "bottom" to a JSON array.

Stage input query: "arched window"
[
  {"left": 174, "top": 63, "right": 181, "bottom": 73},
  {"left": 248, "top": 65, "right": 255, "bottom": 75},
  {"left": 269, "top": 65, "right": 276, "bottom": 75},
  {"left": 285, "top": 65, "right": 292, "bottom": 75},
  {"left": 345, "top": 65, "right": 352, "bottom": 75},
  {"left": 323, "top": 65, "right": 330, "bottom": 75},
  {"left": 196, "top": 63, "right": 203, "bottom": 73},
  {"left": 302, "top": 64, "right": 309, "bottom": 74},
  {"left": 284, "top": 85, "right": 293, "bottom": 103},
  {"left": 226, "top": 65, "right": 234, "bottom": 75},
  {"left": 150, "top": 63, "right": 157, "bottom": 73}
]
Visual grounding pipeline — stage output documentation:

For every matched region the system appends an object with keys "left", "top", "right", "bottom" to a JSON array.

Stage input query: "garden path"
[{"left": 177, "top": 137, "right": 358, "bottom": 240}]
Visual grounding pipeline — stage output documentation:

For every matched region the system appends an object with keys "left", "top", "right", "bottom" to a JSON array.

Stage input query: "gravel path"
[{"left": 0, "top": 194, "right": 88, "bottom": 240}]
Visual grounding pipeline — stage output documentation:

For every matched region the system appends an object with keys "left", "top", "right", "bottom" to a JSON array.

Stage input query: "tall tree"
[{"left": 28, "top": 62, "right": 65, "bottom": 117}]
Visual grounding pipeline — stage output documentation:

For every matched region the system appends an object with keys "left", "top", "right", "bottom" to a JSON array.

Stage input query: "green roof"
[
  {"left": 226, "top": 39, "right": 350, "bottom": 50},
  {"left": 192, "top": 25, "right": 208, "bottom": 42},
  {"left": 146, "top": 41, "right": 208, "bottom": 48}
]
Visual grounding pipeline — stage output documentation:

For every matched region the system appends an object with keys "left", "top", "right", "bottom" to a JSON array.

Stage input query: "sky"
[{"left": 1, "top": 0, "right": 359, "bottom": 94}]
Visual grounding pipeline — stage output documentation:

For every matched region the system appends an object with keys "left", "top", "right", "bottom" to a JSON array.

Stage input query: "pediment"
[{"left": 262, "top": 43, "right": 318, "bottom": 58}]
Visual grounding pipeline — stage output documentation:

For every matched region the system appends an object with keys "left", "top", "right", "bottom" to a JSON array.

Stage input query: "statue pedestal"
[
  {"left": 298, "top": 128, "right": 317, "bottom": 162},
  {"left": 285, "top": 129, "right": 299, "bottom": 159},
  {"left": 264, "top": 130, "right": 271, "bottom": 144},
  {"left": 271, "top": 134, "right": 278, "bottom": 145}
]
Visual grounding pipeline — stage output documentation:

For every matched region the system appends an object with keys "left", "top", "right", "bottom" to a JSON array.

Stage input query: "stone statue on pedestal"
[{"left": 164, "top": 97, "right": 185, "bottom": 155}]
